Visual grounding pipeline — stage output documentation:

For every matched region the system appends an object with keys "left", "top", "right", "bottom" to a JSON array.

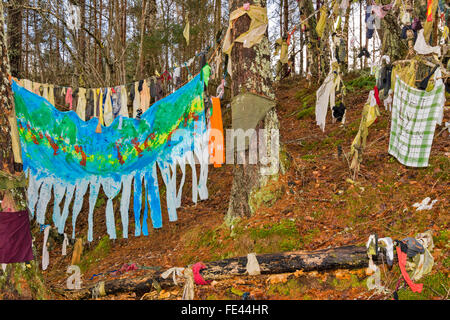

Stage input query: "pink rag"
[
  {"left": 372, "top": 4, "right": 393, "bottom": 19},
  {"left": 66, "top": 87, "right": 73, "bottom": 110},
  {"left": 192, "top": 262, "right": 210, "bottom": 285},
  {"left": 243, "top": 3, "right": 250, "bottom": 10}
]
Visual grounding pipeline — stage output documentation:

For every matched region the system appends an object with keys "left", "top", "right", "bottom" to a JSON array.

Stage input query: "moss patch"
[{"left": 79, "top": 235, "right": 111, "bottom": 273}]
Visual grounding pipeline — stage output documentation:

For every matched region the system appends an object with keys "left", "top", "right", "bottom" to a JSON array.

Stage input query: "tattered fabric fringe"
[{"left": 26, "top": 129, "right": 209, "bottom": 242}]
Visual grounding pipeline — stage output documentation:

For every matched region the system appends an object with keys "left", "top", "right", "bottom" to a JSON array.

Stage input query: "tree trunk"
[
  {"left": 342, "top": 2, "right": 351, "bottom": 74},
  {"left": 0, "top": 2, "right": 48, "bottom": 300},
  {"left": 7, "top": 0, "right": 24, "bottom": 78},
  {"left": 300, "top": 0, "right": 320, "bottom": 81},
  {"left": 282, "top": 0, "right": 289, "bottom": 76},
  {"left": 226, "top": 0, "right": 280, "bottom": 220}
]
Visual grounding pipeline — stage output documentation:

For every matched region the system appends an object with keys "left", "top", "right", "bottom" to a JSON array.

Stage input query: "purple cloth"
[{"left": 0, "top": 210, "right": 34, "bottom": 263}]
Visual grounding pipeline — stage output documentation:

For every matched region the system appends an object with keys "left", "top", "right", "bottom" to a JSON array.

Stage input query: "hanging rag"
[
  {"left": 103, "top": 88, "right": 114, "bottom": 127},
  {"left": 371, "top": 3, "right": 393, "bottom": 19},
  {"left": 388, "top": 71, "right": 445, "bottom": 167},
  {"left": 332, "top": 102, "right": 346, "bottom": 122},
  {"left": 23, "top": 79, "right": 33, "bottom": 91},
  {"left": 93, "top": 88, "right": 99, "bottom": 118},
  {"left": 231, "top": 92, "right": 276, "bottom": 150},
  {"left": 414, "top": 29, "right": 441, "bottom": 56},
  {"left": 62, "top": 233, "right": 69, "bottom": 256},
  {"left": 48, "top": 84, "right": 55, "bottom": 106},
  {"left": 384, "top": 89, "right": 393, "bottom": 111},
  {"left": 140, "top": 79, "right": 151, "bottom": 112},
  {"left": 132, "top": 82, "right": 141, "bottom": 118},
  {"left": 350, "top": 90, "right": 380, "bottom": 171},
  {"left": 222, "top": 5, "right": 269, "bottom": 55},
  {"left": 365, "top": 5, "right": 377, "bottom": 39},
  {"left": 65, "top": 2, "right": 81, "bottom": 31},
  {"left": 119, "top": 85, "right": 129, "bottom": 117},
  {"left": 42, "top": 225, "right": 51, "bottom": 270},
  {"left": 33, "top": 82, "right": 41, "bottom": 96},
  {"left": 85, "top": 89, "right": 94, "bottom": 120},
  {"left": 209, "top": 97, "right": 224, "bottom": 167},
  {"left": 315, "top": 65, "right": 342, "bottom": 132},
  {"left": 423, "top": 0, "right": 439, "bottom": 40},
  {"left": 0, "top": 210, "right": 34, "bottom": 263},
  {"left": 11, "top": 69, "right": 210, "bottom": 242},
  {"left": 377, "top": 64, "right": 393, "bottom": 99},
  {"left": 66, "top": 87, "right": 74, "bottom": 110},
  {"left": 42, "top": 84, "right": 49, "bottom": 101},
  {"left": 275, "top": 38, "right": 289, "bottom": 64},
  {"left": 316, "top": 6, "right": 328, "bottom": 38},
  {"left": 183, "top": 18, "right": 190, "bottom": 45},
  {"left": 76, "top": 87, "right": 87, "bottom": 121}
]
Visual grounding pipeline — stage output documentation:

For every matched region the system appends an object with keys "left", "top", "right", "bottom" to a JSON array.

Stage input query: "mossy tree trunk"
[
  {"left": 379, "top": 0, "right": 408, "bottom": 60},
  {"left": 299, "top": 0, "right": 320, "bottom": 81},
  {"left": 0, "top": 2, "right": 48, "bottom": 300},
  {"left": 226, "top": 0, "right": 280, "bottom": 220}
]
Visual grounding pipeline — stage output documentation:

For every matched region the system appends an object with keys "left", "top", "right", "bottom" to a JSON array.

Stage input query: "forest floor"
[{"left": 36, "top": 70, "right": 449, "bottom": 300}]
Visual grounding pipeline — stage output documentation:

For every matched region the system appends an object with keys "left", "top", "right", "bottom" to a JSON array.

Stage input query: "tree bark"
[
  {"left": 0, "top": 2, "right": 48, "bottom": 300},
  {"left": 7, "top": 0, "right": 24, "bottom": 78},
  {"left": 300, "top": 0, "right": 320, "bottom": 80},
  {"left": 226, "top": 0, "right": 280, "bottom": 219}
]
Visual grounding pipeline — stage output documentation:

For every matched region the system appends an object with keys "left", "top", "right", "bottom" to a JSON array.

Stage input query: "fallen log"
[{"left": 64, "top": 245, "right": 393, "bottom": 299}]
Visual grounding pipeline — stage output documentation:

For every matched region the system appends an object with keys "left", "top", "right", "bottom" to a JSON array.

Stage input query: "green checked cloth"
[{"left": 388, "top": 75, "right": 445, "bottom": 167}]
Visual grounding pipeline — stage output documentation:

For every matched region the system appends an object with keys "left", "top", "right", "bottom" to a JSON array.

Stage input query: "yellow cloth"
[
  {"left": 103, "top": 89, "right": 113, "bottom": 127},
  {"left": 350, "top": 92, "right": 380, "bottom": 171},
  {"left": 140, "top": 79, "right": 150, "bottom": 113},
  {"left": 222, "top": 5, "right": 269, "bottom": 55},
  {"left": 76, "top": 87, "right": 87, "bottom": 121},
  {"left": 316, "top": 6, "right": 328, "bottom": 38},
  {"left": 93, "top": 89, "right": 98, "bottom": 118},
  {"left": 275, "top": 38, "right": 288, "bottom": 64},
  {"left": 48, "top": 84, "right": 55, "bottom": 106},
  {"left": 33, "top": 82, "right": 41, "bottom": 96},
  {"left": 391, "top": 60, "right": 417, "bottom": 91},
  {"left": 98, "top": 89, "right": 104, "bottom": 125},
  {"left": 183, "top": 20, "right": 190, "bottom": 45}
]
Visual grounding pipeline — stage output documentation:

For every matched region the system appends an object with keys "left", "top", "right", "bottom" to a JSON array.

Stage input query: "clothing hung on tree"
[
  {"left": 332, "top": 102, "right": 346, "bottom": 122},
  {"left": 315, "top": 65, "right": 343, "bottom": 132},
  {"left": 11, "top": 66, "right": 211, "bottom": 242},
  {"left": 388, "top": 71, "right": 445, "bottom": 168},
  {"left": 0, "top": 211, "right": 34, "bottom": 263},
  {"left": 414, "top": 29, "right": 441, "bottom": 56},
  {"left": 76, "top": 88, "right": 87, "bottom": 121},
  {"left": 208, "top": 97, "right": 224, "bottom": 167}
]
